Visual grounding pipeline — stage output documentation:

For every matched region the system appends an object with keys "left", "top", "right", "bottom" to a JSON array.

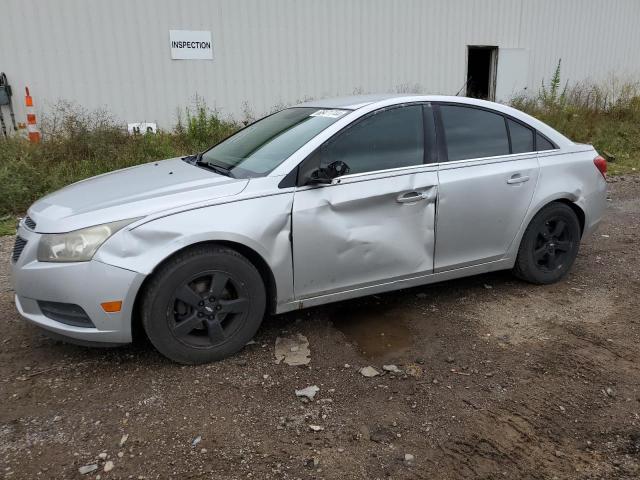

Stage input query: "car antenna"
[{"left": 455, "top": 77, "right": 471, "bottom": 96}]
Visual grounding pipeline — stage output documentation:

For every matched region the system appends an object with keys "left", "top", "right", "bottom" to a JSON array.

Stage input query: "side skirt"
[{"left": 275, "top": 258, "right": 513, "bottom": 314}]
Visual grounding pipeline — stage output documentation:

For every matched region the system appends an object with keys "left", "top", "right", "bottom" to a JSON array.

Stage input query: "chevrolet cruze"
[{"left": 10, "top": 94, "right": 607, "bottom": 363}]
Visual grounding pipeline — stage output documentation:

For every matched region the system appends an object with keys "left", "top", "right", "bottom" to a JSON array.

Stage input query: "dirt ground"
[{"left": 1, "top": 177, "right": 639, "bottom": 480}]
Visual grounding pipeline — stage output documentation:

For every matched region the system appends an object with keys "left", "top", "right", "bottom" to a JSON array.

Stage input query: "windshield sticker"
[{"left": 310, "top": 109, "right": 347, "bottom": 119}]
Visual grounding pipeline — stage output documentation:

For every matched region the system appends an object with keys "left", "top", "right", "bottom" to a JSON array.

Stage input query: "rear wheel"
[
  {"left": 513, "top": 202, "right": 581, "bottom": 284},
  {"left": 141, "top": 245, "right": 266, "bottom": 364}
]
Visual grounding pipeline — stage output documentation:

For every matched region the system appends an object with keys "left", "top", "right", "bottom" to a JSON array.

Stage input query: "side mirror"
[
  {"left": 326, "top": 160, "right": 350, "bottom": 177},
  {"left": 305, "top": 160, "right": 351, "bottom": 186},
  {"left": 306, "top": 167, "right": 333, "bottom": 185}
]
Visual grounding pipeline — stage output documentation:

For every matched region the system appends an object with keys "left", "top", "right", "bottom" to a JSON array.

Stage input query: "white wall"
[{"left": 2, "top": 0, "right": 639, "bottom": 128}]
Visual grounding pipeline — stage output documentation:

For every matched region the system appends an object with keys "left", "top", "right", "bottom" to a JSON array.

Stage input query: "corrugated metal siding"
[{"left": 2, "top": 0, "right": 639, "bottom": 128}]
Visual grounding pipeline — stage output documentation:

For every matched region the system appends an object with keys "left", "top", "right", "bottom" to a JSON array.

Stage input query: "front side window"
[
  {"left": 200, "top": 107, "right": 347, "bottom": 178},
  {"left": 314, "top": 105, "right": 425, "bottom": 176},
  {"left": 440, "top": 105, "right": 510, "bottom": 161}
]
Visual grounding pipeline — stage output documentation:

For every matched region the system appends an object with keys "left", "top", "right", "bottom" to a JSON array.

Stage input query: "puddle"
[{"left": 330, "top": 301, "right": 414, "bottom": 361}]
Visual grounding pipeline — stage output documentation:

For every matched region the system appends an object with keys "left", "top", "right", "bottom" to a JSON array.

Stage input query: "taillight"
[{"left": 593, "top": 155, "right": 607, "bottom": 178}]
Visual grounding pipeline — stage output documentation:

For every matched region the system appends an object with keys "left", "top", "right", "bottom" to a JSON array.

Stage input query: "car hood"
[{"left": 28, "top": 158, "right": 248, "bottom": 233}]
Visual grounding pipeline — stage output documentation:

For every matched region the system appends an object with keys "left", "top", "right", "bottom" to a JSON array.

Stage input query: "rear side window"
[
  {"left": 317, "top": 105, "right": 424, "bottom": 175},
  {"left": 536, "top": 133, "right": 556, "bottom": 151},
  {"left": 440, "top": 105, "right": 509, "bottom": 161},
  {"left": 507, "top": 119, "right": 534, "bottom": 153}
]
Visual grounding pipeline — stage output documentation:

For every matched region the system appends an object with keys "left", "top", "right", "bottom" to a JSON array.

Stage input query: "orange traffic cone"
[{"left": 25, "top": 87, "right": 40, "bottom": 143}]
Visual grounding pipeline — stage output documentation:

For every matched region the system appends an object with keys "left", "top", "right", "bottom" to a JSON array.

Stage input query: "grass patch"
[
  {"left": 0, "top": 216, "right": 17, "bottom": 236},
  {"left": 0, "top": 100, "right": 240, "bottom": 223},
  {"left": 512, "top": 65, "right": 640, "bottom": 175}
]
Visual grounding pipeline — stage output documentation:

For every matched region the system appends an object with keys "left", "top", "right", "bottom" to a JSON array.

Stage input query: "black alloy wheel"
[
  {"left": 142, "top": 245, "right": 266, "bottom": 364},
  {"left": 532, "top": 217, "right": 574, "bottom": 273},
  {"left": 513, "top": 202, "right": 581, "bottom": 284},
  {"left": 170, "top": 271, "right": 249, "bottom": 348}
]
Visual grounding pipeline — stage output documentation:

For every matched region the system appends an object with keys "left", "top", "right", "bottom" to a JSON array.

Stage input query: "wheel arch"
[
  {"left": 507, "top": 195, "right": 587, "bottom": 266},
  {"left": 554, "top": 198, "right": 586, "bottom": 235},
  {"left": 130, "top": 240, "right": 278, "bottom": 342}
]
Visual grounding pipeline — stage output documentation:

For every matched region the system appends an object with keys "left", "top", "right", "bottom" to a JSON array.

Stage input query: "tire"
[
  {"left": 141, "top": 245, "right": 266, "bottom": 364},
  {"left": 513, "top": 202, "right": 581, "bottom": 285}
]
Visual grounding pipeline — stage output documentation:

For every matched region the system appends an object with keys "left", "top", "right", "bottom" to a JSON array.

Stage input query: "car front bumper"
[{"left": 10, "top": 225, "right": 146, "bottom": 344}]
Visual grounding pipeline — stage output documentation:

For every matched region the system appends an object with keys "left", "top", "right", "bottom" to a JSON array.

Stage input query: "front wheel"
[
  {"left": 141, "top": 245, "right": 266, "bottom": 364},
  {"left": 513, "top": 202, "right": 582, "bottom": 285}
]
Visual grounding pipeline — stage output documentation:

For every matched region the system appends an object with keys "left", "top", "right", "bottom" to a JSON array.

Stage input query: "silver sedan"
[{"left": 10, "top": 94, "right": 607, "bottom": 363}]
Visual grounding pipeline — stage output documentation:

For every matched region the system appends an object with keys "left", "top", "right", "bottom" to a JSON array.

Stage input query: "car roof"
[
  {"left": 296, "top": 94, "right": 515, "bottom": 110},
  {"left": 295, "top": 94, "right": 410, "bottom": 110},
  {"left": 294, "top": 94, "right": 572, "bottom": 148}
]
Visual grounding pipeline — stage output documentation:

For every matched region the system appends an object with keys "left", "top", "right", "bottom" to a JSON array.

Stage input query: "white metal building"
[{"left": 1, "top": 0, "right": 640, "bottom": 129}]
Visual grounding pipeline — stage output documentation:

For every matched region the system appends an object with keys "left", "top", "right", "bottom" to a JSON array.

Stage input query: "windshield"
[{"left": 199, "top": 107, "right": 348, "bottom": 178}]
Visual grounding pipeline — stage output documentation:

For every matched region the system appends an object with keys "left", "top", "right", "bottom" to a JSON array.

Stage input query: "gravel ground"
[{"left": 1, "top": 177, "right": 639, "bottom": 479}]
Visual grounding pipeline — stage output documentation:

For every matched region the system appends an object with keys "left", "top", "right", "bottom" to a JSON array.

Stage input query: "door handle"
[
  {"left": 396, "top": 190, "right": 435, "bottom": 204},
  {"left": 507, "top": 174, "right": 530, "bottom": 185}
]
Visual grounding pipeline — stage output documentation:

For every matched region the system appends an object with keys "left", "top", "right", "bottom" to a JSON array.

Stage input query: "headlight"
[{"left": 37, "top": 218, "right": 140, "bottom": 262}]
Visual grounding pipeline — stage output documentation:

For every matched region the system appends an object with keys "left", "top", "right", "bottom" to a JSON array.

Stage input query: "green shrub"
[
  {"left": 511, "top": 65, "right": 640, "bottom": 175},
  {"left": 0, "top": 100, "right": 241, "bottom": 217}
]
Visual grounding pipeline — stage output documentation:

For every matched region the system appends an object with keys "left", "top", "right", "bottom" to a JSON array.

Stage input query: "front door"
[{"left": 291, "top": 104, "right": 438, "bottom": 299}]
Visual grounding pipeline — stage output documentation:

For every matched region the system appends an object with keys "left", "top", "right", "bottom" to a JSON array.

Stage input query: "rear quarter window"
[
  {"left": 507, "top": 118, "right": 534, "bottom": 153},
  {"left": 536, "top": 133, "right": 557, "bottom": 151}
]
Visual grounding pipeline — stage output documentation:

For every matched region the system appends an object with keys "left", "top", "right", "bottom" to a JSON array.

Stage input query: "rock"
[
  {"left": 445, "top": 356, "right": 455, "bottom": 364},
  {"left": 117, "top": 452, "right": 124, "bottom": 458},
  {"left": 602, "top": 150, "right": 616, "bottom": 162},
  {"left": 200, "top": 448, "right": 208, "bottom": 453},
  {"left": 605, "top": 387, "right": 615, "bottom": 397},
  {"left": 119, "top": 434, "right": 128, "bottom": 447},
  {"left": 382, "top": 365, "right": 402, "bottom": 374},
  {"left": 274, "top": 334, "right": 311, "bottom": 366},
  {"left": 432, "top": 379, "right": 439, "bottom": 385},
  {"left": 405, "top": 364, "right": 423, "bottom": 378},
  {"left": 337, "top": 447, "right": 345, "bottom": 453},
  {"left": 370, "top": 426, "right": 394, "bottom": 444},
  {"left": 483, "top": 284, "right": 493, "bottom": 289},
  {"left": 295, "top": 385, "right": 320, "bottom": 400},
  {"left": 404, "top": 453, "right": 415, "bottom": 464},
  {"left": 192, "top": 435, "right": 202, "bottom": 447},
  {"left": 359, "top": 366, "right": 380, "bottom": 377},
  {"left": 79, "top": 464, "right": 98, "bottom": 475},
  {"left": 98, "top": 452, "right": 107, "bottom": 460},
  {"left": 309, "top": 425, "right": 324, "bottom": 431},
  {"left": 304, "top": 457, "right": 320, "bottom": 469},
  {"left": 103, "top": 461, "right": 114, "bottom": 473}
]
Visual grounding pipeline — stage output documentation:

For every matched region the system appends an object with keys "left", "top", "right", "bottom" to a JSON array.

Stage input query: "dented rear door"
[{"left": 291, "top": 166, "right": 438, "bottom": 299}]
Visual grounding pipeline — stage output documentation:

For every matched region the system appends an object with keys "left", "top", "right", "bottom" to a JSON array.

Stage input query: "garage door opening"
[{"left": 466, "top": 46, "right": 498, "bottom": 100}]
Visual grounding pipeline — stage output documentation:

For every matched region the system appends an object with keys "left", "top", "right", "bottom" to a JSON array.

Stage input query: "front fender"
[{"left": 94, "top": 192, "right": 295, "bottom": 305}]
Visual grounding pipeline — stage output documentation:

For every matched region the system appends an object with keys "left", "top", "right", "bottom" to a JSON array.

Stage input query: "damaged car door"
[{"left": 291, "top": 104, "right": 438, "bottom": 299}]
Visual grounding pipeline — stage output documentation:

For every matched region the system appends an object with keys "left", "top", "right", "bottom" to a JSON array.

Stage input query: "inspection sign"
[{"left": 169, "top": 30, "right": 213, "bottom": 60}]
